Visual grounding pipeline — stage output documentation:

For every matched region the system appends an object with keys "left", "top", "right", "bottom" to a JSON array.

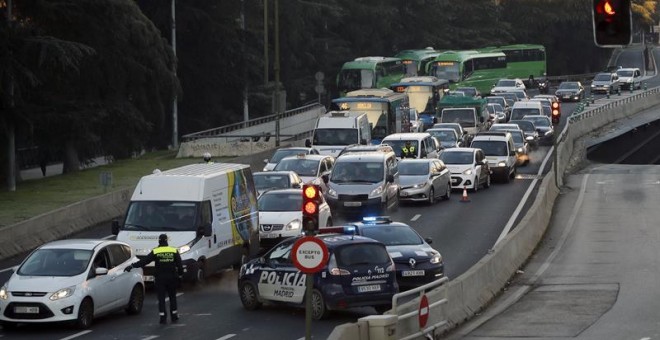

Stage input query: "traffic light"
[
  {"left": 302, "top": 184, "right": 322, "bottom": 234},
  {"left": 593, "top": 0, "right": 632, "bottom": 47}
]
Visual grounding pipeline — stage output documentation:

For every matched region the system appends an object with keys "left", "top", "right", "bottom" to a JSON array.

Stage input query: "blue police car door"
[{"left": 258, "top": 239, "right": 306, "bottom": 304}]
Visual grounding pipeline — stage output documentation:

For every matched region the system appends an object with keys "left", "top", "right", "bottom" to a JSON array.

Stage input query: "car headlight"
[
  {"left": 498, "top": 161, "right": 507, "bottom": 167},
  {"left": 430, "top": 253, "right": 443, "bottom": 264},
  {"left": 179, "top": 244, "right": 191, "bottom": 254},
  {"left": 262, "top": 167, "right": 268, "bottom": 171},
  {"left": 462, "top": 168, "right": 473, "bottom": 175},
  {"left": 590, "top": 84, "right": 595, "bottom": 88},
  {"left": 327, "top": 187, "right": 337, "bottom": 198},
  {"left": 286, "top": 219, "right": 301, "bottom": 230},
  {"left": 369, "top": 186, "right": 383, "bottom": 198},
  {"left": 0, "top": 286, "right": 8, "bottom": 300},
  {"left": 49, "top": 286, "right": 76, "bottom": 301},
  {"left": 517, "top": 147, "right": 524, "bottom": 153},
  {"left": 412, "top": 182, "right": 427, "bottom": 189},
  {"left": 526, "top": 136, "right": 534, "bottom": 141}
]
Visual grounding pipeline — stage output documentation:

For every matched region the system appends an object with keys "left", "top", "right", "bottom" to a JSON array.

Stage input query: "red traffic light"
[
  {"left": 595, "top": 0, "right": 616, "bottom": 16},
  {"left": 304, "top": 185, "right": 319, "bottom": 200},
  {"left": 304, "top": 201, "right": 318, "bottom": 215},
  {"left": 592, "top": 0, "right": 631, "bottom": 47}
]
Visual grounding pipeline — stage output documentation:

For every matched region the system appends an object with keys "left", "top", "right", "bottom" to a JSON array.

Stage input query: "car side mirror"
[
  {"left": 322, "top": 174, "right": 329, "bottom": 184},
  {"left": 424, "top": 237, "right": 433, "bottom": 244},
  {"left": 386, "top": 174, "right": 394, "bottom": 183},
  {"left": 198, "top": 223, "right": 212, "bottom": 237},
  {"left": 111, "top": 220, "right": 120, "bottom": 235},
  {"left": 95, "top": 267, "right": 109, "bottom": 276},
  {"left": 305, "top": 139, "right": 312, "bottom": 148},
  {"left": 509, "top": 150, "right": 516, "bottom": 156},
  {"left": 263, "top": 158, "right": 269, "bottom": 164}
]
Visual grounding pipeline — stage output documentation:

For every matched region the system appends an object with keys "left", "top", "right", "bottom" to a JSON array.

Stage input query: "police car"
[
  {"left": 342, "top": 217, "right": 444, "bottom": 290},
  {"left": 237, "top": 233, "right": 397, "bottom": 320}
]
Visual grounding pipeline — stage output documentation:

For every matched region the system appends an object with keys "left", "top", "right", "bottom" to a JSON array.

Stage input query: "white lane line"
[
  {"left": 410, "top": 214, "right": 421, "bottom": 221},
  {"left": 494, "top": 144, "right": 554, "bottom": 245},
  {"left": 142, "top": 336, "right": 159, "bottom": 340},
  {"left": 165, "top": 292, "right": 183, "bottom": 302},
  {"left": 216, "top": 335, "right": 236, "bottom": 340},
  {"left": 59, "top": 330, "right": 92, "bottom": 340}
]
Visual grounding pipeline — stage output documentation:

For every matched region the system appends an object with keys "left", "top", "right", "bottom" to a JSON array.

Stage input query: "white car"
[
  {"left": 438, "top": 147, "right": 491, "bottom": 191},
  {"left": 262, "top": 147, "right": 319, "bottom": 171},
  {"left": 491, "top": 78, "right": 526, "bottom": 94},
  {"left": 272, "top": 154, "right": 334, "bottom": 193},
  {"left": 0, "top": 239, "right": 144, "bottom": 329},
  {"left": 253, "top": 171, "right": 304, "bottom": 197},
  {"left": 616, "top": 67, "right": 642, "bottom": 90},
  {"left": 257, "top": 189, "right": 332, "bottom": 247}
]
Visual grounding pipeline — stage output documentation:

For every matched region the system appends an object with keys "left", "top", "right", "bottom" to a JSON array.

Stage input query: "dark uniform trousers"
[{"left": 133, "top": 245, "right": 183, "bottom": 321}]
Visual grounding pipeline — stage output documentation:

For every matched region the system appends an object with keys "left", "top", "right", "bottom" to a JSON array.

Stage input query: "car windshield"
[
  {"left": 512, "top": 108, "right": 540, "bottom": 120},
  {"left": 617, "top": 70, "right": 633, "bottom": 77},
  {"left": 427, "top": 130, "right": 457, "bottom": 142},
  {"left": 271, "top": 149, "right": 308, "bottom": 164},
  {"left": 486, "top": 97, "right": 505, "bottom": 106},
  {"left": 506, "top": 131, "right": 524, "bottom": 143},
  {"left": 312, "top": 128, "right": 359, "bottom": 146},
  {"left": 18, "top": 248, "right": 92, "bottom": 276},
  {"left": 471, "top": 141, "right": 508, "bottom": 156},
  {"left": 559, "top": 82, "right": 579, "bottom": 90},
  {"left": 524, "top": 116, "right": 550, "bottom": 127},
  {"left": 500, "top": 93, "right": 518, "bottom": 102},
  {"left": 334, "top": 244, "right": 391, "bottom": 266},
  {"left": 384, "top": 140, "right": 420, "bottom": 158},
  {"left": 124, "top": 201, "right": 200, "bottom": 232},
  {"left": 331, "top": 161, "right": 383, "bottom": 183},
  {"left": 254, "top": 173, "right": 291, "bottom": 191},
  {"left": 399, "top": 161, "right": 430, "bottom": 176},
  {"left": 594, "top": 74, "right": 611, "bottom": 81},
  {"left": 457, "top": 87, "right": 477, "bottom": 96},
  {"left": 433, "top": 124, "right": 461, "bottom": 135},
  {"left": 273, "top": 158, "right": 320, "bottom": 176},
  {"left": 497, "top": 79, "right": 516, "bottom": 87},
  {"left": 359, "top": 226, "right": 424, "bottom": 246},
  {"left": 510, "top": 121, "right": 535, "bottom": 132},
  {"left": 441, "top": 109, "right": 475, "bottom": 127},
  {"left": 258, "top": 192, "right": 302, "bottom": 212},
  {"left": 337, "top": 69, "right": 374, "bottom": 91},
  {"left": 439, "top": 151, "right": 473, "bottom": 164}
]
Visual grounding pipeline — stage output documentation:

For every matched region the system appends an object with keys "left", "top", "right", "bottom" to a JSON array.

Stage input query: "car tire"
[
  {"left": 442, "top": 182, "right": 451, "bottom": 200},
  {"left": 0, "top": 321, "right": 17, "bottom": 330},
  {"left": 76, "top": 298, "right": 94, "bottom": 329},
  {"left": 503, "top": 168, "right": 511, "bottom": 183},
  {"left": 473, "top": 176, "right": 479, "bottom": 192},
  {"left": 311, "top": 289, "right": 329, "bottom": 320},
  {"left": 125, "top": 284, "right": 144, "bottom": 315},
  {"left": 239, "top": 281, "right": 262, "bottom": 311},
  {"left": 511, "top": 166, "right": 517, "bottom": 179},
  {"left": 428, "top": 188, "right": 435, "bottom": 205},
  {"left": 484, "top": 173, "right": 491, "bottom": 189},
  {"left": 195, "top": 262, "right": 207, "bottom": 285}
]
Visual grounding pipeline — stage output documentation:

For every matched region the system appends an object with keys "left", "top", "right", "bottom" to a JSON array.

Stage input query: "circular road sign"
[
  {"left": 419, "top": 294, "right": 430, "bottom": 329},
  {"left": 292, "top": 236, "right": 329, "bottom": 274},
  {"left": 315, "top": 71, "right": 325, "bottom": 81}
]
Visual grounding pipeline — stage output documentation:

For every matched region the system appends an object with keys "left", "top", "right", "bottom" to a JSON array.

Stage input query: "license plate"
[
  {"left": 344, "top": 201, "right": 361, "bottom": 207},
  {"left": 563, "top": 95, "right": 570, "bottom": 98},
  {"left": 14, "top": 306, "right": 39, "bottom": 314},
  {"left": 144, "top": 275, "right": 155, "bottom": 282},
  {"left": 402, "top": 270, "right": 425, "bottom": 277},
  {"left": 262, "top": 233, "right": 279, "bottom": 238},
  {"left": 357, "top": 285, "right": 381, "bottom": 293}
]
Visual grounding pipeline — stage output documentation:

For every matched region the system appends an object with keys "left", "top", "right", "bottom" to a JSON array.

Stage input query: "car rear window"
[{"left": 334, "top": 244, "right": 390, "bottom": 266}]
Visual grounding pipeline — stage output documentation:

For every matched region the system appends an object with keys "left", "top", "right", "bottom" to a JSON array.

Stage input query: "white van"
[
  {"left": 509, "top": 101, "right": 543, "bottom": 121},
  {"left": 381, "top": 132, "right": 440, "bottom": 159},
  {"left": 470, "top": 131, "right": 517, "bottom": 183},
  {"left": 308, "top": 111, "right": 372, "bottom": 157},
  {"left": 112, "top": 163, "right": 260, "bottom": 283}
]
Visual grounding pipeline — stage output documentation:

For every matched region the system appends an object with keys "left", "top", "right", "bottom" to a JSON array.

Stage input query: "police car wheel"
[
  {"left": 311, "top": 289, "right": 329, "bottom": 320},
  {"left": 239, "top": 281, "right": 262, "bottom": 310}
]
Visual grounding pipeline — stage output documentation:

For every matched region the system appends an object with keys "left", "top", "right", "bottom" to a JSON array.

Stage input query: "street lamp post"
[
  {"left": 171, "top": 0, "right": 179, "bottom": 149},
  {"left": 274, "top": 0, "right": 281, "bottom": 147}
]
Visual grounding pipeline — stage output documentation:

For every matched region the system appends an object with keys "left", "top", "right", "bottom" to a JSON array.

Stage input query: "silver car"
[{"left": 398, "top": 159, "right": 452, "bottom": 204}]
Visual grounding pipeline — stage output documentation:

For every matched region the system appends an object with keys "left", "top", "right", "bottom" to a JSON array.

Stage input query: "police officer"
[
  {"left": 126, "top": 234, "right": 183, "bottom": 324},
  {"left": 401, "top": 141, "right": 416, "bottom": 158}
]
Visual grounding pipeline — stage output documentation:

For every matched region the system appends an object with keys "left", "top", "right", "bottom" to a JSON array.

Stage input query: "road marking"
[
  {"left": 494, "top": 144, "right": 554, "bottom": 245},
  {"left": 142, "top": 336, "right": 159, "bottom": 340},
  {"left": 216, "top": 335, "right": 236, "bottom": 340},
  {"left": 59, "top": 330, "right": 92, "bottom": 340},
  {"left": 102, "top": 234, "right": 114, "bottom": 239},
  {"left": 195, "top": 313, "right": 212, "bottom": 316},
  {"left": 165, "top": 292, "right": 183, "bottom": 302},
  {"left": 410, "top": 214, "right": 421, "bottom": 221}
]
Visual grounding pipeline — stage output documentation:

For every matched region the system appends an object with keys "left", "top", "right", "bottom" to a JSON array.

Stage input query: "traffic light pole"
[{"left": 304, "top": 255, "right": 313, "bottom": 340}]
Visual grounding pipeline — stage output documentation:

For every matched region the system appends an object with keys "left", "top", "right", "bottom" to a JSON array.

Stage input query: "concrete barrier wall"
[{"left": 328, "top": 89, "right": 660, "bottom": 340}]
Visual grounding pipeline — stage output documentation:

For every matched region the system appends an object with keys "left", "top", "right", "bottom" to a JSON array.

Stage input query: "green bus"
[
  {"left": 331, "top": 88, "right": 410, "bottom": 143},
  {"left": 394, "top": 48, "right": 442, "bottom": 77},
  {"left": 428, "top": 50, "right": 508, "bottom": 95},
  {"left": 336, "top": 57, "right": 407, "bottom": 96},
  {"left": 390, "top": 77, "right": 450, "bottom": 130},
  {"left": 479, "top": 44, "right": 547, "bottom": 85}
]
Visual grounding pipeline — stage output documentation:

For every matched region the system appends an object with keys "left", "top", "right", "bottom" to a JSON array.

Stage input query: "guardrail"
[{"left": 388, "top": 277, "right": 449, "bottom": 340}]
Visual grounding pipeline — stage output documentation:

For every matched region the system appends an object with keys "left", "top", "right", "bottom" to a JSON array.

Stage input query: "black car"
[
  {"left": 237, "top": 233, "right": 398, "bottom": 320},
  {"left": 342, "top": 217, "right": 444, "bottom": 290},
  {"left": 555, "top": 81, "right": 585, "bottom": 102}
]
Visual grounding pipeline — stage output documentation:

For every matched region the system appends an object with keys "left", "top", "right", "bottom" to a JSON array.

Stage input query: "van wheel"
[
  {"left": 76, "top": 298, "right": 94, "bottom": 329},
  {"left": 484, "top": 174, "right": 491, "bottom": 189},
  {"left": 427, "top": 188, "right": 435, "bottom": 205},
  {"left": 473, "top": 176, "right": 479, "bottom": 192},
  {"left": 239, "top": 281, "right": 262, "bottom": 310},
  {"left": 195, "top": 262, "right": 206, "bottom": 284},
  {"left": 311, "top": 289, "right": 330, "bottom": 320},
  {"left": 125, "top": 284, "right": 144, "bottom": 315}
]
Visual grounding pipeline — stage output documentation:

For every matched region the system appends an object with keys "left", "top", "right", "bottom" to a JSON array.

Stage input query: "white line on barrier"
[
  {"left": 102, "top": 234, "right": 114, "bottom": 239},
  {"left": 0, "top": 267, "right": 14, "bottom": 274},
  {"left": 494, "top": 144, "right": 554, "bottom": 246},
  {"left": 411, "top": 214, "right": 421, "bottom": 221},
  {"left": 142, "top": 336, "right": 159, "bottom": 340},
  {"left": 216, "top": 335, "right": 236, "bottom": 340}
]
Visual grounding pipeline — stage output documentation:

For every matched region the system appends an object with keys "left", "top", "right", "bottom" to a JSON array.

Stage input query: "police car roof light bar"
[
  {"left": 362, "top": 216, "right": 392, "bottom": 224},
  {"left": 318, "top": 226, "right": 356, "bottom": 235}
]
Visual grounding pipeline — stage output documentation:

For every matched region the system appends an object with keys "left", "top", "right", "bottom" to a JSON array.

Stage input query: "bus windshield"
[
  {"left": 430, "top": 62, "right": 460, "bottom": 82},
  {"left": 337, "top": 69, "right": 374, "bottom": 92}
]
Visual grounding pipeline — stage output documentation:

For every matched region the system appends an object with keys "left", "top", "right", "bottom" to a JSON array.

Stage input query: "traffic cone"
[{"left": 460, "top": 186, "right": 470, "bottom": 203}]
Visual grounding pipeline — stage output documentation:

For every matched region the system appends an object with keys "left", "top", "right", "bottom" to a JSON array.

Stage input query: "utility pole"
[
  {"left": 241, "top": 0, "right": 249, "bottom": 123},
  {"left": 171, "top": 0, "right": 179, "bottom": 149},
  {"left": 5, "top": 0, "right": 16, "bottom": 192},
  {"left": 263, "top": 0, "right": 269, "bottom": 87},
  {"left": 274, "top": 0, "right": 281, "bottom": 147}
]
